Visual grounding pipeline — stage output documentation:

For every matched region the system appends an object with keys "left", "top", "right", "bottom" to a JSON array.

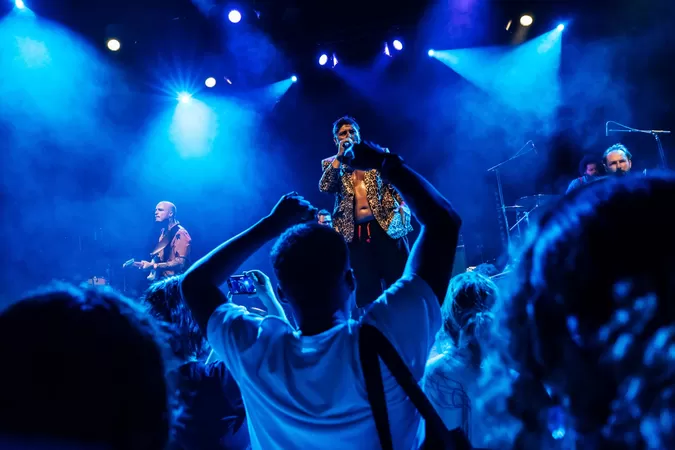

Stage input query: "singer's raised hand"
[
  {"left": 341, "top": 141, "right": 388, "bottom": 170},
  {"left": 331, "top": 138, "right": 353, "bottom": 169}
]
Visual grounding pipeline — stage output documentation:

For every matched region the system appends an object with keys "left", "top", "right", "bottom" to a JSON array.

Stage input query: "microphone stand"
[
  {"left": 606, "top": 121, "right": 670, "bottom": 169},
  {"left": 487, "top": 141, "right": 536, "bottom": 252}
]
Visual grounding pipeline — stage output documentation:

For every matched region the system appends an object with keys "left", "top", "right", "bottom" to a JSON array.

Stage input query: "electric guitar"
[
  {"left": 124, "top": 223, "right": 184, "bottom": 281},
  {"left": 123, "top": 254, "right": 160, "bottom": 281}
]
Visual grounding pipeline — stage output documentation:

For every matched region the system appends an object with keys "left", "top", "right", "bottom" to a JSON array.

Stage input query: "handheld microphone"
[{"left": 342, "top": 140, "right": 355, "bottom": 161}]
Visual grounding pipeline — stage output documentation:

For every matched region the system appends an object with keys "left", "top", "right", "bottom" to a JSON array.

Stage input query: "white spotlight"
[
  {"left": 205, "top": 77, "right": 216, "bottom": 88},
  {"left": 520, "top": 15, "right": 533, "bottom": 27},
  {"left": 178, "top": 92, "right": 191, "bottom": 104},
  {"left": 15, "top": 0, "right": 25, "bottom": 9},
  {"left": 428, "top": 49, "right": 435, "bottom": 57},
  {"left": 107, "top": 39, "right": 121, "bottom": 52},
  {"left": 228, "top": 10, "right": 241, "bottom": 23}
]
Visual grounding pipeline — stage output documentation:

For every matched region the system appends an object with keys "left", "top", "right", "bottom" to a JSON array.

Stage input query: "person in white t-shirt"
[{"left": 180, "top": 141, "right": 462, "bottom": 449}]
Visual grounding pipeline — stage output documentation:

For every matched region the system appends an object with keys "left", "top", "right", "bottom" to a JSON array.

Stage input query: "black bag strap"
[{"left": 359, "top": 324, "right": 471, "bottom": 450}]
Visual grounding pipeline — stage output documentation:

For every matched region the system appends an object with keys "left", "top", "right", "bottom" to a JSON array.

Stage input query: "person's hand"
[
  {"left": 244, "top": 270, "right": 275, "bottom": 301},
  {"left": 268, "top": 192, "right": 317, "bottom": 230},
  {"left": 134, "top": 260, "right": 154, "bottom": 270},
  {"left": 338, "top": 141, "right": 389, "bottom": 171},
  {"left": 336, "top": 137, "right": 354, "bottom": 158}
]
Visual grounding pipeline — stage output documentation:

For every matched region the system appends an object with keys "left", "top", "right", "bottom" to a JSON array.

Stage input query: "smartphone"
[{"left": 227, "top": 274, "right": 256, "bottom": 295}]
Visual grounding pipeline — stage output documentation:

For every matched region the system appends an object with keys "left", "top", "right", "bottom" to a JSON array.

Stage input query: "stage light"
[
  {"left": 228, "top": 10, "right": 241, "bottom": 23},
  {"left": 520, "top": 15, "right": 533, "bottom": 27},
  {"left": 291, "top": 75, "right": 297, "bottom": 83},
  {"left": 319, "top": 54, "right": 328, "bottom": 66},
  {"left": 107, "top": 39, "right": 121, "bottom": 51},
  {"left": 332, "top": 53, "right": 338, "bottom": 67},
  {"left": 428, "top": 49, "right": 435, "bottom": 57},
  {"left": 205, "top": 77, "right": 216, "bottom": 88},
  {"left": 557, "top": 23, "right": 565, "bottom": 31},
  {"left": 225, "top": 78, "right": 232, "bottom": 84},
  {"left": 15, "top": 0, "right": 25, "bottom": 9},
  {"left": 392, "top": 39, "right": 403, "bottom": 51},
  {"left": 384, "top": 43, "right": 391, "bottom": 57},
  {"left": 178, "top": 92, "right": 191, "bottom": 103}
]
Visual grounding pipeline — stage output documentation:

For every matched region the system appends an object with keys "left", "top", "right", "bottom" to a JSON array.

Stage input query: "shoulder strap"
[
  {"left": 150, "top": 224, "right": 182, "bottom": 258},
  {"left": 359, "top": 324, "right": 472, "bottom": 450}
]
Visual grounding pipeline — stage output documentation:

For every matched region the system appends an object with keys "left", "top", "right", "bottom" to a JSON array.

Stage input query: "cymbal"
[{"left": 517, "top": 194, "right": 560, "bottom": 209}]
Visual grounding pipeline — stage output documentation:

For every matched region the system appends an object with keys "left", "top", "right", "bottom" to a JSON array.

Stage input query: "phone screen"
[{"left": 227, "top": 274, "right": 256, "bottom": 295}]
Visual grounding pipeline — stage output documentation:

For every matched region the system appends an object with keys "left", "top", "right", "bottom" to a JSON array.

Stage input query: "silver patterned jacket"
[{"left": 319, "top": 156, "right": 413, "bottom": 243}]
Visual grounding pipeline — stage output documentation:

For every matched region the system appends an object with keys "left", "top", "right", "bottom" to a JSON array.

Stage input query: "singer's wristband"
[{"left": 380, "top": 153, "right": 404, "bottom": 178}]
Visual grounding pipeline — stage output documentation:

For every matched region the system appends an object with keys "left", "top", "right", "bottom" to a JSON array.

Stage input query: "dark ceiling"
[
  {"left": 0, "top": 1, "right": 588, "bottom": 72},
  {"left": 2, "top": 0, "right": 672, "bottom": 91}
]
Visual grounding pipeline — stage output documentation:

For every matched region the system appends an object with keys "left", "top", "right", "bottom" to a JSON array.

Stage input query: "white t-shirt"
[{"left": 207, "top": 274, "right": 440, "bottom": 450}]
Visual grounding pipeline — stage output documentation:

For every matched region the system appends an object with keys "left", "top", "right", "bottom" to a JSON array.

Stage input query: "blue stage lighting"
[
  {"left": 291, "top": 75, "right": 297, "bottom": 83},
  {"left": 319, "top": 54, "right": 328, "bottom": 66},
  {"left": 15, "top": 0, "right": 25, "bottom": 8},
  {"left": 205, "top": 77, "right": 216, "bottom": 88},
  {"left": 178, "top": 92, "right": 192, "bottom": 103},
  {"left": 393, "top": 40, "right": 403, "bottom": 51},
  {"left": 428, "top": 49, "right": 435, "bottom": 57},
  {"left": 228, "top": 10, "right": 242, "bottom": 23},
  {"left": 557, "top": 24, "right": 565, "bottom": 31}
]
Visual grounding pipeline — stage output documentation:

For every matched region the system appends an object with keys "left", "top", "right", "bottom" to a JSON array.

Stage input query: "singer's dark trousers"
[{"left": 348, "top": 219, "right": 410, "bottom": 313}]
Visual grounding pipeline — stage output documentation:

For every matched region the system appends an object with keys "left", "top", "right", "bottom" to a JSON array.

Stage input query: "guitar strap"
[{"left": 150, "top": 224, "right": 182, "bottom": 262}]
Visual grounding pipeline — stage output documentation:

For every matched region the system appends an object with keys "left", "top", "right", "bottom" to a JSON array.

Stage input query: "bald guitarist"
[{"left": 126, "top": 201, "right": 192, "bottom": 281}]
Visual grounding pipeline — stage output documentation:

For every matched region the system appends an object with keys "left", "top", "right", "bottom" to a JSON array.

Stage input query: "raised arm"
[
  {"left": 344, "top": 143, "right": 461, "bottom": 303},
  {"left": 180, "top": 194, "right": 316, "bottom": 331},
  {"left": 383, "top": 156, "right": 460, "bottom": 304},
  {"left": 318, "top": 158, "right": 342, "bottom": 194},
  {"left": 319, "top": 140, "right": 351, "bottom": 194}
]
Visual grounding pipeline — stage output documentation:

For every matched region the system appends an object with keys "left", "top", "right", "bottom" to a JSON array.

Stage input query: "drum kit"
[
  {"left": 487, "top": 141, "right": 560, "bottom": 248},
  {"left": 503, "top": 194, "right": 559, "bottom": 240}
]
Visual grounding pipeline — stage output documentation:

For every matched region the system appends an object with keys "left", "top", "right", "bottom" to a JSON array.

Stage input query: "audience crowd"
[{"left": 1, "top": 140, "right": 673, "bottom": 449}]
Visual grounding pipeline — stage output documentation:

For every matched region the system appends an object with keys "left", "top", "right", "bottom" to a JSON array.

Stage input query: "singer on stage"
[{"left": 319, "top": 116, "right": 412, "bottom": 309}]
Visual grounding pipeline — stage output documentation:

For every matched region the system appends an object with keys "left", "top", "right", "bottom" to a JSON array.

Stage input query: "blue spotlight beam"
[{"left": 430, "top": 27, "right": 563, "bottom": 117}]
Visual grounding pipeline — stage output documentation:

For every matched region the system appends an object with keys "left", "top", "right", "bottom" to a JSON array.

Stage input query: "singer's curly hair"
[
  {"left": 332, "top": 116, "right": 360, "bottom": 139},
  {"left": 477, "top": 172, "right": 675, "bottom": 449}
]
